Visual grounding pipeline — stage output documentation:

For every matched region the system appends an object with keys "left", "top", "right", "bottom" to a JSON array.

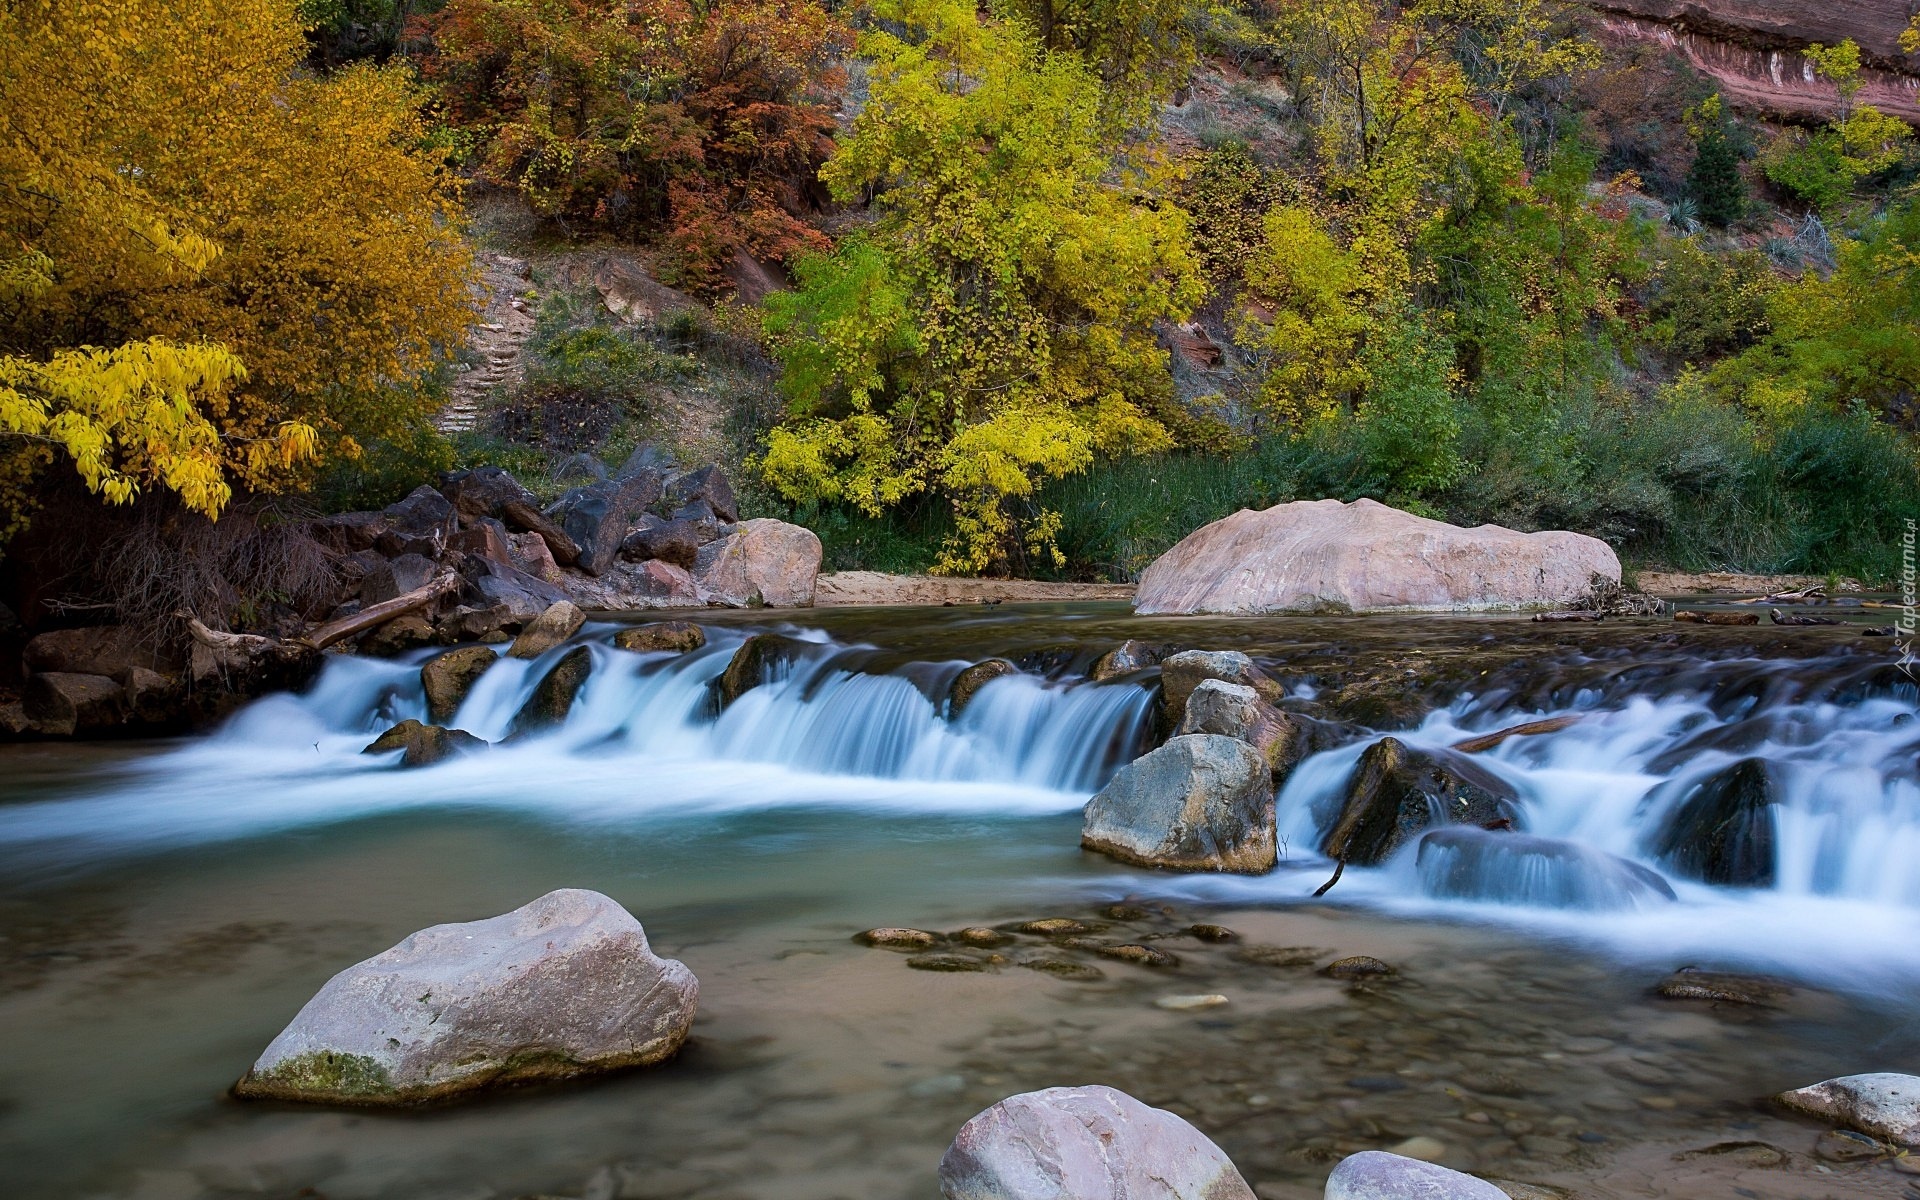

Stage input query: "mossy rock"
[
  {"left": 1020, "top": 959, "right": 1105, "bottom": 981},
  {"left": 714, "top": 633, "right": 809, "bottom": 710},
  {"left": 907, "top": 953, "right": 991, "bottom": 973},
  {"left": 614, "top": 621, "right": 706, "bottom": 654},
  {"left": 421, "top": 645, "right": 498, "bottom": 724},
  {"left": 948, "top": 659, "right": 1017, "bottom": 719},
  {"left": 506, "top": 645, "right": 592, "bottom": 737}
]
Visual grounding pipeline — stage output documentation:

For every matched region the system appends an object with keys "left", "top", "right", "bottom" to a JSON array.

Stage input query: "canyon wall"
[{"left": 1586, "top": 0, "right": 1920, "bottom": 121}]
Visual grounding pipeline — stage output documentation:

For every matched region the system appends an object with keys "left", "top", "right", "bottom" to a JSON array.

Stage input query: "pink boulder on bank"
[{"left": 1135, "top": 498, "right": 1619, "bottom": 615}]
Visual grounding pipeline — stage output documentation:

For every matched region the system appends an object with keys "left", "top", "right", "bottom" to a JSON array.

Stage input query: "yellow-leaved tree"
[
  {"left": 760, "top": 0, "right": 1202, "bottom": 573},
  {"left": 0, "top": 0, "right": 472, "bottom": 538}
]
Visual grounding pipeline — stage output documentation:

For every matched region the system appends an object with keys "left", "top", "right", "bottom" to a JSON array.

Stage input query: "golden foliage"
[{"left": 0, "top": 0, "right": 472, "bottom": 529}]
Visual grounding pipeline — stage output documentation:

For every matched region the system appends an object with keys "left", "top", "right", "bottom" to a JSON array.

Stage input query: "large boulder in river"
[
  {"left": 1135, "top": 498, "right": 1619, "bottom": 614},
  {"left": 233, "top": 889, "right": 697, "bottom": 1105},
  {"left": 692, "top": 518, "right": 821, "bottom": 607},
  {"left": 1322, "top": 737, "right": 1520, "bottom": 866},
  {"left": 507, "top": 645, "right": 592, "bottom": 736},
  {"left": 1776, "top": 1073, "right": 1920, "bottom": 1147},
  {"left": 1323, "top": 1151, "right": 1508, "bottom": 1200},
  {"left": 422, "top": 646, "right": 498, "bottom": 723},
  {"left": 937, "top": 1084, "right": 1255, "bottom": 1200},
  {"left": 507, "top": 600, "right": 585, "bottom": 659},
  {"left": 1176, "top": 680, "right": 1300, "bottom": 773},
  {"left": 1082, "top": 734, "right": 1276, "bottom": 873},
  {"left": 362, "top": 719, "right": 487, "bottom": 768},
  {"left": 1650, "top": 757, "right": 1777, "bottom": 886},
  {"left": 1159, "top": 650, "right": 1283, "bottom": 731}
]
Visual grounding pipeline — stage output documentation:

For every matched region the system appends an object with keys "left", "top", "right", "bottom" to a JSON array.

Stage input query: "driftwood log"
[
  {"left": 1450, "top": 715, "right": 1582, "bottom": 753},
  {"left": 297, "top": 572, "right": 459, "bottom": 651}
]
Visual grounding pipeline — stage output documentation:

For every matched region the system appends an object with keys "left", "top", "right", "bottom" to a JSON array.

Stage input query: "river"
[{"left": 2, "top": 603, "right": 1916, "bottom": 1199}]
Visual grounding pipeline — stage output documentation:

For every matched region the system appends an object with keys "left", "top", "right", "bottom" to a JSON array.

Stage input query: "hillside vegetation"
[{"left": 4, "top": 0, "right": 1919, "bottom": 619}]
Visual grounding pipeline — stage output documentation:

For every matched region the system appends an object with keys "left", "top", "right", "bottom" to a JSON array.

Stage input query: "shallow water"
[{"left": 3, "top": 603, "right": 1919, "bottom": 1199}]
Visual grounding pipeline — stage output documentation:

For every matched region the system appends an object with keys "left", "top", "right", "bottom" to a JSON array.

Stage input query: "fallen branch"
[
  {"left": 298, "top": 572, "right": 458, "bottom": 651},
  {"left": 1735, "top": 585, "right": 1825, "bottom": 605},
  {"left": 180, "top": 613, "right": 276, "bottom": 656},
  {"left": 1451, "top": 714, "right": 1582, "bottom": 753},
  {"left": 1312, "top": 859, "right": 1346, "bottom": 897},
  {"left": 1531, "top": 611, "right": 1602, "bottom": 623}
]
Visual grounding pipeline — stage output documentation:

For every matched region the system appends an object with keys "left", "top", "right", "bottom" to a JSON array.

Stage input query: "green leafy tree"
[{"left": 760, "top": 0, "right": 1202, "bottom": 573}]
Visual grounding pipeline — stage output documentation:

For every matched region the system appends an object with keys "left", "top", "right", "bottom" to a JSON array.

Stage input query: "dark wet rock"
[
  {"left": 1014, "top": 918, "right": 1096, "bottom": 936},
  {"left": 1777, "top": 1073, "right": 1920, "bottom": 1146},
  {"left": 1100, "top": 903, "right": 1157, "bottom": 921},
  {"left": 668, "top": 498, "right": 728, "bottom": 542},
  {"left": 24, "top": 625, "right": 182, "bottom": 677},
  {"left": 1323, "top": 955, "right": 1395, "bottom": 980},
  {"left": 421, "top": 646, "right": 498, "bottom": 724},
  {"left": 507, "top": 600, "right": 586, "bottom": 660},
  {"left": 311, "top": 510, "right": 387, "bottom": 554},
  {"left": 23, "top": 672, "right": 127, "bottom": 736},
  {"left": 613, "top": 442, "right": 674, "bottom": 482},
  {"left": 1158, "top": 650, "right": 1283, "bottom": 730},
  {"left": 954, "top": 927, "right": 1015, "bottom": 948},
  {"left": 613, "top": 621, "right": 706, "bottom": 653},
  {"left": 621, "top": 519, "right": 707, "bottom": 569},
  {"left": 234, "top": 889, "right": 696, "bottom": 1105},
  {"left": 434, "top": 604, "right": 519, "bottom": 646},
  {"left": 949, "top": 659, "right": 1017, "bottom": 719},
  {"left": 1235, "top": 945, "right": 1323, "bottom": 968},
  {"left": 1417, "top": 828, "right": 1677, "bottom": 910},
  {"left": 360, "top": 552, "right": 436, "bottom": 606},
  {"left": 548, "top": 474, "right": 663, "bottom": 576},
  {"left": 1082, "top": 735, "right": 1275, "bottom": 873},
  {"left": 1673, "top": 610, "right": 1759, "bottom": 625},
  {"left": 857, "top": 928, "right": 942, "bottom": 950},
  {"left": 1187, "top": 924, "right": 1237, "bottom": 943},
  {"left": 507, "top": 646, "right": 592, "bottom": 737},
  {"left": 383, "top": 484, "right": 454, "bottom": 533},
  {"left": 1323, "top": 1151, "right": 1509, "bottom": 1200},
  {"left": 357, "top": 611, "right": 436, "bottom": 657},
  {"left": 1322, "top": 737, "right": 1520, "bottom": 867},
  {"left": 440, "top": 466, "right": 534, "bottom": 524},
  {"left": 1089, "top": 639, "right": 1161, "bottom": 681},
  {"left": 500, "top": 499, "right": 581, "bottom": 567},
  {"left": 664, "top": 464, "right": 738, "bottom": 524},
  {"left": 908, "top": 953, "right": 990, "bottom": 973},
  {"left": 1097, "top": 944, "right": 1180, "bottom": 968},
  {"left": 445, "top": 516, "right": 519, "bottom": 566},
  {"left": 714, "top": 633, "right": 810, "bottom": 710},
  {"left": 1175, "top": 679, "right": 1301, "bottom": 774},
  {"left": 460, "top": 554, "right": 571, "bottom": 624},
  {"left": 362, "top": 719, "right": 487, "bottom": 768},
  {"left": 938, "top": 1084, "right": 1255, "bottom": 1200},
  {"left": 1654, "top": 966, "right": 1790, "bottom": 1006},
  {"left": 1020, "top": 959, "right": 1105, "bottom": 980},
  {"left": 1650, "top": 758, "right": 1777, "bottom": 887}
]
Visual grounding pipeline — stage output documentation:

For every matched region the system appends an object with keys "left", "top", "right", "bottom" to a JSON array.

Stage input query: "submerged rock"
[
  {"left": 233, "top": 889, "right": 697, "bottom": 1105},
  {"left": 1323, "top": 955, "right": 1396, "bottom": 980},
  {"left": 1134, "top": 498, "right": 1619, "bottom": 615},
  {"left": 1322, "top": 737, "right": 1520, "bottom": 867},
  {"left": 714, "top": 633, "right": 810, "bottom": 710},
  {"left": 1777, "top": 1073, "right": 1920, "bottom": 1146},
  {"left": 421, "top": 646, "right": 498, "bottom": 724},
  {"left": 1323, "top": 1151, "right": 1508, "bottom": 1200},
  {"left": 1650, "top": 758, "right": 1777, "bottom": 887},
  {"left": 1020, "top": 959, "right": 1104, "bottom": 980},
  {"left": 362, "top": 719, "right": 486, "bottom": 768},
  {"left": 1097, "top": 943, "right": 1180, "bottom": 967},
  {"left": 1416, "top": 828, "right": 1677, "bottom": 910},
  {"left": 953, "top": 927, "right": 1014, "bottom": 948},
  {"left": 507, "top": 645, "right": 592, "bottom": 736},
  {"left": 1655, "top": 966, "right": 1791, "bottom": 1006},
  {"left": 612, "top": 621, "right": 706, "bottom": 653},
  {"left": 1158, "top": 650, "right": 1283, "bottom": 731},
  {"left": 1176, "top": 679, "right": 1300, "bottom": 774},
  {"left": 1081, "top": 735, "right": 1276, "bottom": 873},
  {"left": 949, "top": 659, "right": 1017, "bottom": 719},
  {"left": 937, "top": 1084, "right": 1255, "bottom": 1200},
  {"left": 909, "top": 953, "right": 991, "bottom": 973},
  {"left": 1014, "top": 918, "right": 1096, "bottom": 936}
]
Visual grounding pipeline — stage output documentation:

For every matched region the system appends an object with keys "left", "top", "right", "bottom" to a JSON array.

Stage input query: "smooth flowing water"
[{"left": 3, "top": 604, "right": 1918, "bottom": 1200}]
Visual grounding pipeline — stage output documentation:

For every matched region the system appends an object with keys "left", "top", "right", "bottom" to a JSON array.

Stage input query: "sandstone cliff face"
[{"left": 1586, "top": 0, "right": 1920, "bottom": 121}]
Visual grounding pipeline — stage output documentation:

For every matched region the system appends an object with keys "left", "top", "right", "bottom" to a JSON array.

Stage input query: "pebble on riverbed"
[
  {"left": 1013, "top": 918, "right": 1098, "bottom": 936},
  {"left": 1098, "top": 943, "right": 1181, "bottom": 968},
  {"left": 953, "top": 926, "right": 1015, "bottom": 948},
  {"left": 1655, "top": 966, "right": 1790, "bottom": 1006},
  {"left": 908, "top": 953, "right": 994, "bottom": 972},
  {"left": 856, "top": 928, "right": 943, "bottom": 950},
  {"left": 1323, "top": 955, "right": 1396, "bottom": 980},
  {"left": 1188, "top": 923, "right": 1238, "bottom": 942}
]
